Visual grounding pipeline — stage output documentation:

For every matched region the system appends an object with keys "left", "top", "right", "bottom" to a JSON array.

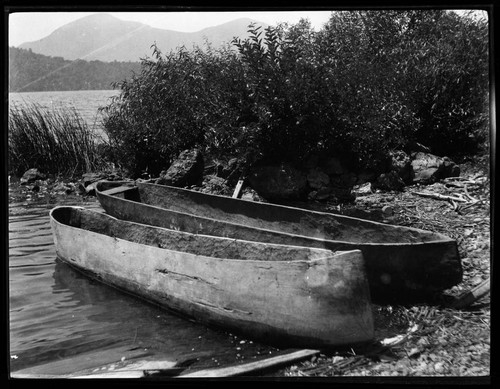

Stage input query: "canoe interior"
[
  {"left": 51, "top": 206, "right": 337, "bottom": 262},
  {"left": 95, "top": 181, "right": 462, "bottom": 295},
  {"left": 135, "top": 181, "right": 453, "bottom": 244}
]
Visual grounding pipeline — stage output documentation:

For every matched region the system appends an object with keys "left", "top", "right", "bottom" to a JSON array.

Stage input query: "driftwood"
[
  {"left": 232, "top": 179, "right": 245, "bottom": 199},
  {"left": 10, "top": 344, "right": 184, "bottom": 378},
  {"left": 179, "top": 349, "right": 320, "bottom": 378},
  {"left": 451, "top": 278, "right": 490, "bottom": 309},
  {"left": 412, "top": 191, "right": 468, "bottom": 203}
]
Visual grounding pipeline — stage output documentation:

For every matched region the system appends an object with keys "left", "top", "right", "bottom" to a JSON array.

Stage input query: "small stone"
[
  {"left": 382, "top": 205, "right": 394, "bottom": 216},
  {"left": 434, "top": 361, "right": 445, "bottom": 373}
]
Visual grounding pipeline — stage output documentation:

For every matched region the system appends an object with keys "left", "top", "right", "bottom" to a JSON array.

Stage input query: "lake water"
[
  {"left": 8, "top": 90, "right": 119, "bottom": 137},
  {"left": 7, "top": 90, "right": 281, "bottom": 377},
  {"left": 8, "top": 190, "right": 280, "bottom": 376}
]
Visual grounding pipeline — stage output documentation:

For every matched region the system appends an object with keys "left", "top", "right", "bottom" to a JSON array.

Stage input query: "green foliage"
[
  {"left": 102, "top": 11, "right": 488, "bottom": 176},
  {"left": 9, "top": 47, "right": 141, "bottom": 92},
  {"left": 8, "top": 103, "right": 105, "bottom": 177}
]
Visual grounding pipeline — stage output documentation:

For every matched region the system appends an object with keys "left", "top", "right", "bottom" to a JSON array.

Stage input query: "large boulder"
[
  {"left": 20, "top": 168, "right": 46, "bottom": 185},
  {"left": 156, "top": 149, "right": 204, "bottom": 187},
  {"left": 376, "top": 171, "right": 406, "bottom": 191},
  {"left": 248, "top": 164, "right": 308, "bottom": 201},
  {"left": 411, "top": 152, "right": 460, "bottom": 184},
  {"left": 389, "top": 150, "right": 412, "bottom": 184},
  {"left": 351, "top": 182, "right": 373, "bottom": 197}
]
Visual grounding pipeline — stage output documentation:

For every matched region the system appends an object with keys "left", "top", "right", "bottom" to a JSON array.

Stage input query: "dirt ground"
[{"left": 275, "top": 154, "right": 491, "bottom": 378}]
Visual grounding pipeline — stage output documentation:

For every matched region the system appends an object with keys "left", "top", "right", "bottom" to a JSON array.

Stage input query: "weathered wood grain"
[
  {"left": 96, "top": 180, "right": 462, "bottom": 294},
  {"left": 50, "top": 206, "right": 374, "bottom": 348},
  {"left": 179, "top": 349, "right": 320, "bottom": 378}
]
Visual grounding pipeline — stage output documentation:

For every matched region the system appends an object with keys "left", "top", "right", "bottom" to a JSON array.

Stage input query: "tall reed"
[{"left": 8, "top": 103, "right": 105, "bottom": 177}]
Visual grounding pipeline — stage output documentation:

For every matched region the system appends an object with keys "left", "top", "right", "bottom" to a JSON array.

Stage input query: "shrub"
[
  {"left": 102, "top": 11, "right": 488, "bottom": 177},
  {"left": 8, "top": 103, "right": 105, "bottom": 177},
  {"left": 101, "top": 42, "right": 247, "bottom": 177},
  {"left": 318, "top": 10, "right": 489, "bottom": 162},
  {"left": 232, "top": 21, "right": 343, "bottom": 167}
]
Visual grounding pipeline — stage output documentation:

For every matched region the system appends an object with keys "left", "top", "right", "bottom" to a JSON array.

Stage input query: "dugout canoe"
[
  {"left": 95, "top": 181, "right": 462, "bottom": 296},
  {"left": 49, "top": 206, "right": 374, "bottom": 348}
]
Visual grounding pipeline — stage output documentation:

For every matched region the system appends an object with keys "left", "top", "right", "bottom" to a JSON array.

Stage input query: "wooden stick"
[
  {"left": 232, "top": 179, "right": 245, "bottom": 199},
  {"left": 179, "top": 349, "right": 320, "bottom": 378},
  {"left": 412, "top": 191, "right": 468, "bottom": 202},
  {"left": 101, "top": 185, "right": 136, "bottom": 196},
  {"left": 450, "top": 278, "right": 490, "bottom": 309}
]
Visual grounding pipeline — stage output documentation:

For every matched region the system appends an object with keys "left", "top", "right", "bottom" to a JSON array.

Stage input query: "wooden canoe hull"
[
  {"left": 50, "top": 206, "right": 374, "bottom": 348},
  {"left": 95, "top": 181, "right": 462, "bottom": 295}
]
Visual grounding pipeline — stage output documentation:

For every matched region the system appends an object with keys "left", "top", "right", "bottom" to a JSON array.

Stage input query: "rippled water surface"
[{"left": 8, "top": 191, "right": 279, "bottom": 376}]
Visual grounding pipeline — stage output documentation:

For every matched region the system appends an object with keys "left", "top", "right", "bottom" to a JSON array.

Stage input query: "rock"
[
  {"left": 330, "top": 186, "right": 355, "bottom": 202},
  {"left": 241, "top": 187, "right": 265, "bottom": 202},
  {"left": 390, "top": 150, "right": 412, "bottom": 184},
  {"left": 85, "top": 183, "right": 96, "bottom": 196},
  {"left": 201, "top": 175, "right": 231, "bottom": 195},
  {"left": 307, "top": 190, "right": 318, "bottom": 200},
  {"left": 382, "top": 205, "right": 394, "bottom": 216},
  {"left": 442, "top": 156, "right": 461, "bottom": 177},
  {"left": 156, "top": 148, "right": 204, "bottom": 187},
  {"left": 376, "top": 171, "right": 405, "bottom": 191},
  {"left": 315, "top": 187, "right": 334, "bottom": 201},
  {"left": 241, "top": 187, "right": 264, "bottom": 202},
  {"left": 308, "top": 187, "right": 334, "bottom": 201},
  {"left": 53, "top": 182, "right": 70, "bottom": 193},
  {"left": 411, "top": 152, "right": 460, "bottom": 184},
  {"left": 351, "top": 182, "right": 373, "bottom": 197},
  {"left": 20, "top": 168, "right": 46, "bottom": 185},
  {"left": 78, "top": 183, "right": 87, "bottom": 195},
  {"left": 248, "top": 164, "right": 308, "bottom": 201},
  {"left": 82, "top": 172, "right": 107, "bottom": 187},
  {"left": 307, "top": 168, "right": 330, "bottom": 190}
]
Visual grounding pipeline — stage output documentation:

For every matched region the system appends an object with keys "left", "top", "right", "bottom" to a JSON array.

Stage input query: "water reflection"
[{"left": 9, "top": 198, "right": 278, "bottom": 375}]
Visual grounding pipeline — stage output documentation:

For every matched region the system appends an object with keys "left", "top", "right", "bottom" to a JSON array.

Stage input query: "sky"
[{"left": 8, "top": 11, "right": 335, "bottom": 47}]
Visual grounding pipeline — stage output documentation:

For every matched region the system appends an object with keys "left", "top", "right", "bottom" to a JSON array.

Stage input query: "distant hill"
[
  {"left": 9, "top": 47, "right": 141, "bottom": 92},
  {"left": 18, "top": 14, "right": 268, "bottom": 62}
]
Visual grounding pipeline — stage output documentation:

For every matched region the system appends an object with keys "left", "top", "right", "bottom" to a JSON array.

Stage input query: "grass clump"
[{"left": 8, "top": 103, "right": 105, "bottom": 177}]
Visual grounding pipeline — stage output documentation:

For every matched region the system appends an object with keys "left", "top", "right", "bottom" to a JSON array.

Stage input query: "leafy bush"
[
  {"left": 102, "top": 10, "right": 488, "bottom": 177},
  {"left": 101, "top": 42, "right": 247, "bottom": 177},
  {"left": 318, "top": 10, "right": 489, "bottom": 162},
  {"left": 8, "top": 103, "right": 105, "bottom": 177},
  {"left": 232, "top": 21, "right": 342, "bottom": 166}
]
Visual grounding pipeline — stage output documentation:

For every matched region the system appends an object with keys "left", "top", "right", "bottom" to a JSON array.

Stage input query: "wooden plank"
[
  {"left": 451, "top": 278, "right": 490, "bottom": 309},
  {"left": 232, "top": 179, "right": 244, "bottom": 199},
  {"left": 11, "top": 359, "right": 183, "bottom": 379},
  {"left": 101, "top": 185, "right": 135, "bottom": 196},
  {"left": 179, "top": 349, "right": 320, "bottom": 378},
  {"left": 10, "top": 344, "right": 154, "bottom": 376}
]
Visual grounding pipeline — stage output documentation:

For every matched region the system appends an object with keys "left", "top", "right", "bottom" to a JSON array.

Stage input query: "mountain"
[
  {"left": 18, "top": 14, "right": 268, "bottom": 62},
  {"left": 9, "top": 47, "right": 141, "bottom": 92}
]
